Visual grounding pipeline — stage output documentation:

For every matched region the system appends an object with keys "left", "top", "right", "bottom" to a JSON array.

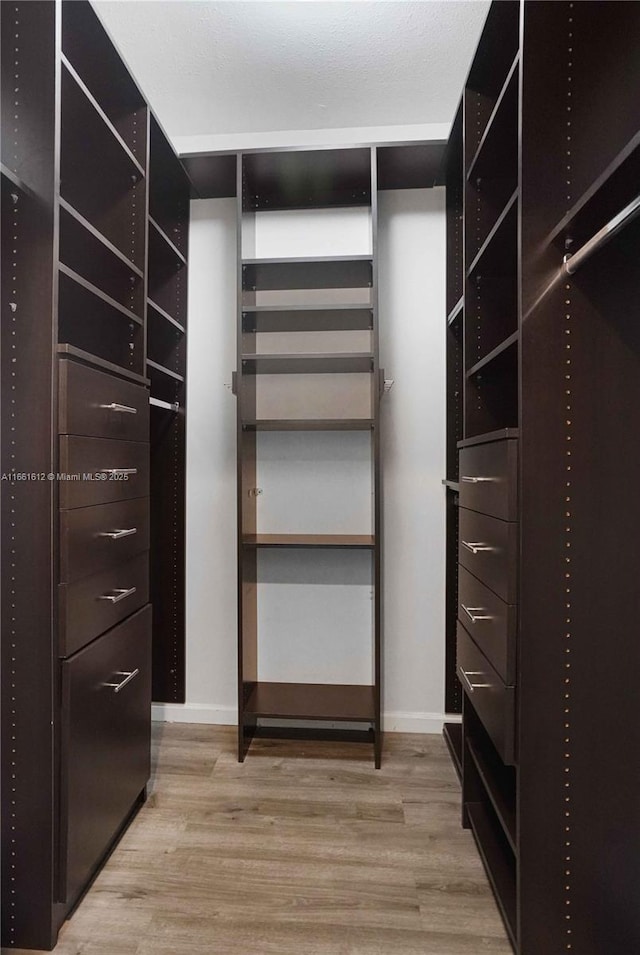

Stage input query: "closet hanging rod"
[
  {"left": 563, "top": 193, "right": 640, "bottom": 274},
  {"left": 149, "top": 397, "right": 180, "bottom": 412}
]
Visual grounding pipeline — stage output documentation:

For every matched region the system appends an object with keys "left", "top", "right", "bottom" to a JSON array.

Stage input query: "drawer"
[
  {"left": 458, "top": 507, "right": 518, "bottom": 604},
  {"left": 60, "top": 605, "right": 151, "bottom": 905},
  {"left": 458, "top": 565, "right": 517, "bottom": 685},
  {"left": 459, "top": 439, "right": 518, "bottom": 521},
  {"left": 457, "top": 623, "right": 516, "bottom": 765},
  {"left": 60, "top": 497, "right": 149, "bottom": 584},
  {"left": 59, "top": 552, "right": 148, "bottom": 657},
  {"left": 59, "top": 436, "right": 149, "bottom": 508},
  {"left": 59, "top": 358, "right": 149, "bottom": 441}
]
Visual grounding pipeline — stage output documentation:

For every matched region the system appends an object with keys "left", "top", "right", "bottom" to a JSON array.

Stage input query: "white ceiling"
[{"left": 94, "top": 0, "right": 489, "bottom": 149}]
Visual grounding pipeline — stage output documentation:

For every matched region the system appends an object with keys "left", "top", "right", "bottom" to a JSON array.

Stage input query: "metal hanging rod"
[
  {"left": 149, "top": 396, "right": 180, "bottom": 412},
  {"left": 563, "top": 192, "right": 640, "bottom": 275}
]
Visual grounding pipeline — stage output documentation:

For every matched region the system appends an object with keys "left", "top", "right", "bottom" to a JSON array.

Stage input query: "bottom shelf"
[
  {"left": 442, "top": 722, "right": 462, "bottom": 782},
  {"left": 466, "top": 800, "right": 517, "bottom": 947},
  {"left": 243, "top": 681, "right": 375, "bottom": 722}
]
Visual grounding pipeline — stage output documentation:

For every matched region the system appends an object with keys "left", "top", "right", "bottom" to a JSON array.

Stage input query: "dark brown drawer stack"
[
  {"left": 457, "top": 434, "right": 518, "bottom": 764},
  {"left": 57, "top": 356, "right": 152, "bottom": 904}
]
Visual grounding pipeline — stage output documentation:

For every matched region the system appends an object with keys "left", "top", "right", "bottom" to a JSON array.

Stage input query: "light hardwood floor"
[{"left": 11, "top": 725, "right": 511, "bottom": 955}]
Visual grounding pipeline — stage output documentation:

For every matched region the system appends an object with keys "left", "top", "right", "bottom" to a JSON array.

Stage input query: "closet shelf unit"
[
  {"left": 236, "top": 146, "right": 383, "bottom": 766},
  {"left": 446, "top": 3, "right": 640, "bottom": 953}
]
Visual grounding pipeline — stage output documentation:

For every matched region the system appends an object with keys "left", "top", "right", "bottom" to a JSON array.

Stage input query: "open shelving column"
[
  {"left": 146, "top": 115, "right": 190, "bottom": 703},
  {"left": 235, "top": 148, "right": 382, "bottom": 766}
]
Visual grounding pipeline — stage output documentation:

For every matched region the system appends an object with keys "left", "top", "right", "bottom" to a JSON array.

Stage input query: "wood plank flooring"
[{"left": 7, "top": 725, "right": 512, "bottom": 955}]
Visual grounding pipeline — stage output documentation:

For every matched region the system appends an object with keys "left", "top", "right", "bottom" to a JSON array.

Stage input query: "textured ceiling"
[{"left": 94, "top": 0, "right": 489, "bottom": 142}]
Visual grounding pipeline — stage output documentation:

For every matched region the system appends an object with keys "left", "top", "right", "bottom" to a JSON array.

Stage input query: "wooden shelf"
[
  {"left": 61, "top": 55, "right": 145, "bottom": 180},
  {"left": 548, "top": 129, "right": 640, "bottom": 246},
  {"left": 442, "top": 480, "right": 461, "bottom": 492},
  {"left": 149, "top": 215, "right": 187, "bottom": 266},
  {"left": 56, "top": 344, "right": 150, "bottom": 386},
  {"left": 148, "top": 299, "right": 186, "bottom": 334},
  {"left": 467, "top": 54, "right": 519, "bottom": 182},
  {"left": 241, "top": 353, "right": 373, "bottom": 374},
  {"left": 466, "top": 331, "right": 519, "bottom": 379},
  {"left": 467, "top": 189, "right": 518, "bottom": 278},
  {"left": 243, "top": 681, "right": 375, "bottom": 722},
  {"left": 242, "top": 534, "right": 375, "bottom": 549},
  {"left": 242, "top": 303, "right": 372, "bottom": 313},
  {"left": 447, "top": 296, "right": 464, "bottom": 326},
  {"left": 59, "top": 197, "right": 143, "bottom": 278},
  {"left": 147, "top": 359, "right": 184, "bottom": 383},
  {"left": 466, "top": 801, "right": 517, "bottom": 947},
  {"left": 58, "top": 263, "right": 142, "bottom": 326},
  {"left": 458, "top": 429, "right": 519, "bottom": 449},
  {"left": 1, "top": 162, "right": 36, "bottom": 199},
  {"left": 243, "top": 255, "right": 373, "bottom": 266},
  {"left": 466, "top": 737, "right": 516, "bottom": 852},
  {"left": 443, "top": 722, "right": 462, "bottom": 782},
  {"left": 242, "top": 419, "right": 374, "bottom": 431}
]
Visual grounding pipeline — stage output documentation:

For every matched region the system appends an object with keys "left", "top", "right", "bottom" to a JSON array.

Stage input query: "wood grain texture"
[{"left": 5, "top": 725, "right": 511, "bottom": 955}]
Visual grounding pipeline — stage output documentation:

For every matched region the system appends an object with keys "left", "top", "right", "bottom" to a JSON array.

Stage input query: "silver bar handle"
[
  {"left": 98, "top": 586, "right": 137, "bottom": 604},
  {"left": 461, "top": 604, "right": 493, "bottom": 624},
  {"left": 459, "top": 668, "right": 492, "bottom": 694},
  {"left": 461, "top": 476, "right": 495, "bottom": 484},
  {"left": 104, "top": 669, "right": 140, "bottom": 694},
  {"left": 564, "top": 192, "right": 640, "bottom": 275},
  {"left": 98, "top": 527, "right": 138, "bottom": 540},
  {"left": 461, "top": 540, "right": 494, "bottom": 555},
  {"left": 96, "top": 468, "right": 138, "bottom": 476},
  {"left": 101, "top": 402, "right": 138, "bottom": 414}
]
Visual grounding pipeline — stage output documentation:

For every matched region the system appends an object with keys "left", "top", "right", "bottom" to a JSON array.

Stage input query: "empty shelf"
[
  {"left": 466, "top": 331, "right": 519, "bottom": 379},
  {"left": 147, "top": 359, "right": 184, "bottom": 382},
  {"left": 241, "top": 353, "right": 373, "bottom": 374},
  {"left": 242, "top": 419, "right": 374, "bottom": 431},
  {"left": 243, "top": 682, "right": 375, "bottom": 722},
  {"left": 149, "top": 215, "right": 187, "bottom": 266},
  {"left": 466, "top": 802, "right": 517, "bottom": 947},
  {"left": 148, "top": 299, "right": 186, "bottom": 333},
  {"left": 243, "top": 534, "right": 375, "bottom": 548},
  {"left": 467, "top": 736, "right": 517, "bottom": 853},
  {"left": 467, "top": 190, "right": 518, "bottom": 277},
  {"left": 59, "top": 197, "right": 142, "bottom": 277},
  {"left": 443, "top": 722, "right": 463, "bottom": 782},
  {"left": 59, "top": 263, "right": 143, "bottom": 325}
]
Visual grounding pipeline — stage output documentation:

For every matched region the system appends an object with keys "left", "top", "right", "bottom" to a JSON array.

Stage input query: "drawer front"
[
  {"left": 59, "top": 358, "right": 149, "bottom": 441},
  {"left": 60, "top": 605, "right": 151, "bottom": 905},
  {"left": 458, "top": 566, "right": 517, "bottom": 685},
  {"left": 59, "top": 552, "right": 148, "bottom": 657},
  {"left": 459, "top": 439, "right": 518, "bottom": 521},
  {"left": 60, "top": 497, "right": 150, "bottom": 583},
  {"left": 59, "top": 436, "right": 149, "bottom": 508},
  {"left": 457, "top": 623, "right": 516, "bottom": 765},
  {"left": 458, "top": 507, "right": 518, "bottom": 604}
]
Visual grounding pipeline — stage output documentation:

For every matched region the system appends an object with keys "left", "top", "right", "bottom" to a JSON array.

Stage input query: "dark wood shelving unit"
[
  {"left": 1, "top": 4, "right": 190, "bottom": 948},
  {"left": 448, "top": 3, "right": 640, "bottom": 953},
  {"left": 236, "top": 147, "right": 382, "bottom": 767}
]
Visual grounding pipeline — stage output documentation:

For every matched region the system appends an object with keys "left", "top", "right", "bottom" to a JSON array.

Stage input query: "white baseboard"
[{"left": 152, "top": 702, "right": 461, "bottom": 735}]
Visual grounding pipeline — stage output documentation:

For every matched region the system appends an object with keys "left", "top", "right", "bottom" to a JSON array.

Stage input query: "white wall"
[{"left": 153, "top": 188, "right": 451, "bottom": 733}]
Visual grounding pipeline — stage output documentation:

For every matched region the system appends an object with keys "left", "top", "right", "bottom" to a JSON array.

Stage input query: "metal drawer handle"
[
  {"left": 101, "top": 403, "right": 138, "bottom": 415},
  {"left": 461, "top": 540, "right": 495, "bottom": 555},
  {"left": 104, "top": 669, "right": 140, "bottom": 694},
  {"left": 98, "top": 586, "right": 137, "bottom": 604},
  {"left": 459, "top": 668, "right": 491, "bottom": 694},
  {"left": 96, "top": 468, "right": 138, "bottom": 476},
  {"left": 98, "top": 527, "right": 138, "bottom": 540},
  {"left": 461, "top": 604, "right": 493, "bottom": 624},
  {"left": 461, "top": 476, "right": 495, "bottom": 484}
]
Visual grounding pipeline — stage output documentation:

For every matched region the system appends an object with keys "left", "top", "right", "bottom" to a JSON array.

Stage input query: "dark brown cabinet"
[
  {"left": 445, "top": 3, "right": 640, "bottom": 952},
  {"left": 1, "top": 2, "right": 189, "bottom": 949},
  {"left": 60, "top": 605, "right": 152, "bottom": 904}
]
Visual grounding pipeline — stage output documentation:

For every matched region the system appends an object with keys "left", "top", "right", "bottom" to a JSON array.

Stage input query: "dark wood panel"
[
  {"left": 58, "top": 552, "right": 149, "bottom": 657},
  {"left": 243, "top": 681, "right": 375, "bottom": 722},
  {"left": 242, "top": 148, "right": 372, "bottom": 210},
  {"left": 59, "top": 497, "right": 149, "bottom": 584},
  {"left": 459, "top": 438, "right": 518, "bottom": 521},
  {"left": 59, "top": 358, "right": 150, "bottom": 441},
  {"left": 377, "top": 142, "right": 446, "bottom": 189},
  {"left": 458, "top": 566, "right": 516, "bottom": 685},
  {"left": 58, "top": 436, "right": 149, "bottom": 509},
  {"left": 458, "top": 508, "right": 518, "bottom": 604},
  {"left": 60, "top": 605, "right": 151, "bottom": 905}
]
